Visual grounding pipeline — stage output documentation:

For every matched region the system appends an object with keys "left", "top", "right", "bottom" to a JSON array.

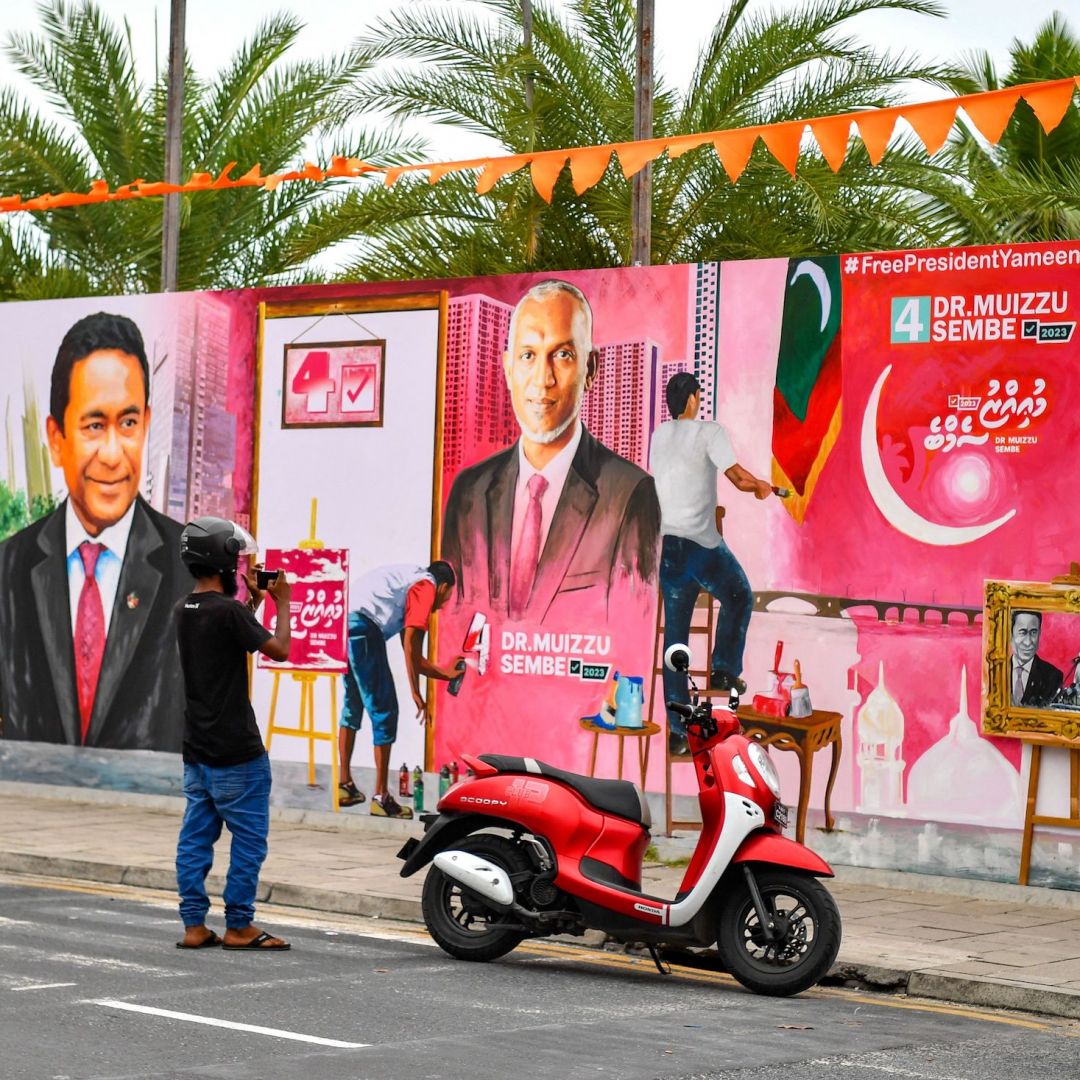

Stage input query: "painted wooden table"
[
  {"left": 736, "top": 705, "right": 843, "bottom": 845},
  {"left": 578, "top": 718, "right": 660, "bottom": 788}
]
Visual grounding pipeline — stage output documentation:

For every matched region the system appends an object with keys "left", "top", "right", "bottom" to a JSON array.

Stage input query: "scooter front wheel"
[
  {"left": 716, "top": 868, "right": 841, "bottom": 996},
  {"left": 422, "top": 833, "right": 530, "bottom": 962}
]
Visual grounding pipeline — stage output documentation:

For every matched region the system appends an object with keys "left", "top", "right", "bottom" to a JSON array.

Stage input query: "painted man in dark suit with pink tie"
[
  {"left": 0, "top": 313, "right": 188, "bottom": 752},
  {"left": 441, "top": 280, "right": 659, "bottom": 625}
]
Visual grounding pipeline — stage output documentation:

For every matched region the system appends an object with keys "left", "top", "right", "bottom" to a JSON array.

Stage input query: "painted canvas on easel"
[{"left": 256, "top": 547, "right": 348, "bottom": 674}]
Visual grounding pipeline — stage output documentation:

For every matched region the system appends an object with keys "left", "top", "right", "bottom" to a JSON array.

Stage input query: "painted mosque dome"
[
  {"left": 907, "top": 666, "right": 1022, "bottom": 827},
  {"left": 857, "top": 661, "right": 904, "bottom": 746}
]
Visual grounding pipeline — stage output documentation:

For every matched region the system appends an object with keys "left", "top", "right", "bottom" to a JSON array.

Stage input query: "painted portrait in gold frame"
[{"left": 983, "top": 579, "right": 1080, "bottom": 742}]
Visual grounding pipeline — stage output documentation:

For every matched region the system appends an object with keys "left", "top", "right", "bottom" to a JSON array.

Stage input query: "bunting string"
[{"left": 1, "top": 76, "right": 1076, "bottom": 213}]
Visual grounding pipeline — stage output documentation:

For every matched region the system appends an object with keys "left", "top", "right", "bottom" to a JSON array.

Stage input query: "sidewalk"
[{"left": 2, "top": 783, "right": 1080, "bottom": 1020}]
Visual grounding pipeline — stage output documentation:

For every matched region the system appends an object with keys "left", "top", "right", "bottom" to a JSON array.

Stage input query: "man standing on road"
[
  {"left": 337, "top": 560, "right": 463, "bottom": 818},
  {"left": 174, "top": 516, "right": 293, "bottom": 951},
  {"left": 650, "top": 373, "right": 775, "bottom": 756}
]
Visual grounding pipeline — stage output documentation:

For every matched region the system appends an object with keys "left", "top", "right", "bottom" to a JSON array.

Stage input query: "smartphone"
[{"left": 256, "top": 569, "right": 280, "bottom": 590}]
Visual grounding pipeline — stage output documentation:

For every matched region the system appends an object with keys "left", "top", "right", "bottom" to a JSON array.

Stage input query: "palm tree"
[
  {"left": 288, "top": 0, "right": 974, "bottom": 282},
  {"left": 0, "top": 1, "right": 420, "bottom": 299},
  {"left": 949, "top": 13, "right": 1080, "bottom": 243}
]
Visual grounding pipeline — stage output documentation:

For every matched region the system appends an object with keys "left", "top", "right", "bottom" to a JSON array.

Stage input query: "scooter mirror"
[{"left": 664, "top": 643, "right": 692, "bottom": 674}]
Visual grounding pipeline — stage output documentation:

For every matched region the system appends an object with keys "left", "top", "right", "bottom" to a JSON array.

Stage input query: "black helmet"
[{"left": 180, "top": 517, "right": 258, "bottom": 573}]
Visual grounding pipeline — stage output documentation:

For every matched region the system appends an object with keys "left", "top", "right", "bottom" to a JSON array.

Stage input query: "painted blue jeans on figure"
[
  {"left": 176, "top": 752, "right": 271, "bottom": 929},
  {"left": 660, "top": 535, "right": 753, "bottom": 736}
]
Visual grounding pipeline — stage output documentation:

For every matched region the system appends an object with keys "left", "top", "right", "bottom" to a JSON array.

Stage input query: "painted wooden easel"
[{"left": 263, "top": 498, "right": 341, "bottom": 812}]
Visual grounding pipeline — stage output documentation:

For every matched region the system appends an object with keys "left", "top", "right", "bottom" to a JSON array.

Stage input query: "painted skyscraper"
[
  {"left": 583, "top": 340, "right": 661, "bottom": 470},
  {"left": 444, "top": 294, "right": 514, "bottom": 475},
  {"left": 688, "top": 263, "right": 720, "bottom": 420},
  {"left": 166, "top": 295, "right": 237, "bottom": 522}
]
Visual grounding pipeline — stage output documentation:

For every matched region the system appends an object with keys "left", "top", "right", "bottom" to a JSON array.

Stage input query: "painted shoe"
[
  {"left": 710, "top": 669, "right": 747, "bottom": 695},
  {"left": 371, "top": 793, "right": 413, "bottom": 819},
  {"left": 338, "top": 781, "right": 366, "bottom": 807}
]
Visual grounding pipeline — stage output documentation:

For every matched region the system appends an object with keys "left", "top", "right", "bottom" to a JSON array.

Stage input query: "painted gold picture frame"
[{"left": 983, "top": 579, "right": 1080, "bottom": 742}]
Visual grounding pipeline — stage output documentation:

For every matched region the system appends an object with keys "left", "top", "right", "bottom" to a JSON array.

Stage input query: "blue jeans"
[
  {"left": 176, "top": 753, "right": 271, "bottom": 929},
  {"left": 660, "top": 535, "right": 753, "bottom": 735},
  {"left": 340, "top": 612, "right": 399, "bottom": 746}
]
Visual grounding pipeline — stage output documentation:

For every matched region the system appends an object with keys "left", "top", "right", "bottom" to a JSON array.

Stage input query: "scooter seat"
[{"left": 478, "top": 755, "right": 650, "bottom": 827}]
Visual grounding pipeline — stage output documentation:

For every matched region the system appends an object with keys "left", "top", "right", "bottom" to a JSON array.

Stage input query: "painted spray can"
[
  {"left": 439, "top": 764, "right": 451, "bottom": 798},
  {"left": 413, "top": 774, "right": 424, "bottom": 813},
  {"left": 398, "top": 763, "right": 410, "bottom": 797}
]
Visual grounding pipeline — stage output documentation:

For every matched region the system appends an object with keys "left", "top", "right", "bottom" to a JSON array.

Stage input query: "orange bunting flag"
[
  {"left": 1022, "top": 81, "right": 1076, "bottom": 134},
  {"left": 855, "top": 108, "right": 900, "bottom": 166},
  {"left": 809, "top": 116, "right": 852, "bottom": 172},
  {"left": 711, "top": 128, "right": 758, "bottom": 183},
  {"left": 530, "top": 153, "right": 568, "bottom": 203},
  {"left": 616, "top": 140, "right": 662, "bottom": 179},
  {"left": 961, "top": 89, "right": 1022, "bottom": 144},
  {"left": 902, "top": 99, "right": 959, "bottom": 155},
  {"left": 568, "top": 147, "right": 611, "bottom": 194},
  {"left": 760, "top": 121, "right": 805, "bottom": 176},
  {"left": 665, "top": 133, "right": 711, "bottom": 160},
  {"left": 426, "top": 163, "right": 458, "bottom": 185},
  {"left": 0, "top": 76, "right": 1078, "bottom": 215},
  {"left": 476, "top": 155, "right": 525, "bottom": 195}
]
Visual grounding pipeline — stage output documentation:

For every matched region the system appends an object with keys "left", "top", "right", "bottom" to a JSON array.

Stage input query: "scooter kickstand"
[{"left": 646, "top": 943, "right": 671, "bottom": 976}]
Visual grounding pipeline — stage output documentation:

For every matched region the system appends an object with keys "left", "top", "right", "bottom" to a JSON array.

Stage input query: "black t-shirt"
[{"left": 175, "top": 591, "right": 273, "bottom": 766}]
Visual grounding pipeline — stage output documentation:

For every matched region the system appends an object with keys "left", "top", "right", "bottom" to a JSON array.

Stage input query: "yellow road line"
[{"left": 516, "top": 940, "right": 1055, "bottom": 1031}]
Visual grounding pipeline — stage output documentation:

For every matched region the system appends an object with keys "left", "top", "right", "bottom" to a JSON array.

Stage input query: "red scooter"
[{"left": 398, "top": 644, "right": 841, "bottom": 996}]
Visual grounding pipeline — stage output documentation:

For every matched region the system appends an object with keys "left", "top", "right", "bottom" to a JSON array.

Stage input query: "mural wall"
[{"left": 1, "top": 240, "right": 1078, "bottom": 887}]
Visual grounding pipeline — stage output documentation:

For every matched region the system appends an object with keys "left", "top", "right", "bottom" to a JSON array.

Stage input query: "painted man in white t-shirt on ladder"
[{"left": 650, "top": 373, "right": 778, "bottom": 757}]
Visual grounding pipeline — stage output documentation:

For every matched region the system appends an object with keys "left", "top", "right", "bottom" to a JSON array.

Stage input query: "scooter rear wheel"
[
  {"left": 422, "top": 833, "right": 530, "bottom": 962},
  {"left": 716, "top": 868, "right": 841, "bottom": 996}
]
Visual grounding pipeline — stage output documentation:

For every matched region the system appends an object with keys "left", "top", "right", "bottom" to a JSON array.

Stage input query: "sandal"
[
  {"left": 222, "top": 931, "right": 290, "bottom": 951},
  {"left": 176, "top": 930, "right": 222, "bottom": 949}
]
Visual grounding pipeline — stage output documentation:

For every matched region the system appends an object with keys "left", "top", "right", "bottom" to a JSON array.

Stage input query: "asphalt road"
[{"left": 0, "top": 873, "right": 1076, "bottom": 1080}]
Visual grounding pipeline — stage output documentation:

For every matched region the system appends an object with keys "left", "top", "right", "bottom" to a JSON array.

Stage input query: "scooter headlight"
[
  {"left": 745, "top": 741, "right": 781, "bottom": 799},
  {"left": 731, "top": 754, "right": 754, "bottom": 787}
]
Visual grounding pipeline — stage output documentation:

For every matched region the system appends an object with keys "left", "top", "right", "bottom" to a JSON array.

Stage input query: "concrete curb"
[
  {"left": 4, "top": 850, "right": 1080, "bottom": 1021},
  {"left": 905, "top": 970, "right": 1080, "bottom": 1020}
]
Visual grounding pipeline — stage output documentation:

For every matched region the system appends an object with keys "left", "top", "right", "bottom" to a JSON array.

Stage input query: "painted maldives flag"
[{"left": 770, "top": 256, "right": 843, "bottom": 524}]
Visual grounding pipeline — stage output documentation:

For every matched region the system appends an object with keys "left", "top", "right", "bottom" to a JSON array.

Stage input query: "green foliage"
[
  {"left": 292, "top": 0, "right": 976, "bottom": 281},
  {"left": 30, "top": 492, "right": 56, "bottom": 521},
  {"left": 948, "top": 13, "right": 1080, "bottom": 243},
  {"left": 0, "top": 480, "right": 30, "bottom": 539},
  {"left": 0, "top": 1, "right": 422, "bottom": 297},
  {"left": 0, "top": 1, "right": 1076, "bottom": 296}
]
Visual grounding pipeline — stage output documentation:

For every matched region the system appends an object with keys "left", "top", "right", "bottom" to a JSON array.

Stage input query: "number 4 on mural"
[
  {"left": 291, "top": 350, "right": 336, "bottom": 413},
  {"left": 890, "top": 296, "right": 930, "bottom": 344}
]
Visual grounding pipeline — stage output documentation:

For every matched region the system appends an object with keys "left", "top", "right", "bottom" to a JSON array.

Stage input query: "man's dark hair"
[
  {"left": 428, "top": 560, "right": 457, "bottom": 589},
  {"left": 51, "top": 312, "right": 150, "bottom": 431},
  {"left": 186, "top": 562, "right": 239, "bottom": 598},
  {"left": 1012, "top": 609, "right": 1042, "bottom": 630},
  {"left": 666, "top": 372, "right": 701, "bottom": 419}
]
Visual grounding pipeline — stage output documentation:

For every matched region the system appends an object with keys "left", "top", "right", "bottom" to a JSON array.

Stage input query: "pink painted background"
[{"left": 214, "top": 245, "right": 1080, "bottom": 822}]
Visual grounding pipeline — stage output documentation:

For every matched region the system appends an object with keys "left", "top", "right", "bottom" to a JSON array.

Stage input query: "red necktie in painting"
[
  {"left": 75, "top": 541, "right": 106, "bottom": 744},
  {"left": 510, "top": 474, "right": 548, "bottom": 619}
]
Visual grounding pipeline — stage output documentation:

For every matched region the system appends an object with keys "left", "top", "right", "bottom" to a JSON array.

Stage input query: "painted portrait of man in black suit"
[
  {"left": 1010, "top": 609, "right": 1064, "bottom": 708},
  {"left": 0, "top": 313, "right": 188, "bottom": 751},
  {"left": 441, "top": 280, "right": 659, "bottom": 625}
]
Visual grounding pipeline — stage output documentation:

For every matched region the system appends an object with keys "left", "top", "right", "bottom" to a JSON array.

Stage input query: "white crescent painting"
[{"left": 860, "top": 365, "right": 1016, "bottom": 546}]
